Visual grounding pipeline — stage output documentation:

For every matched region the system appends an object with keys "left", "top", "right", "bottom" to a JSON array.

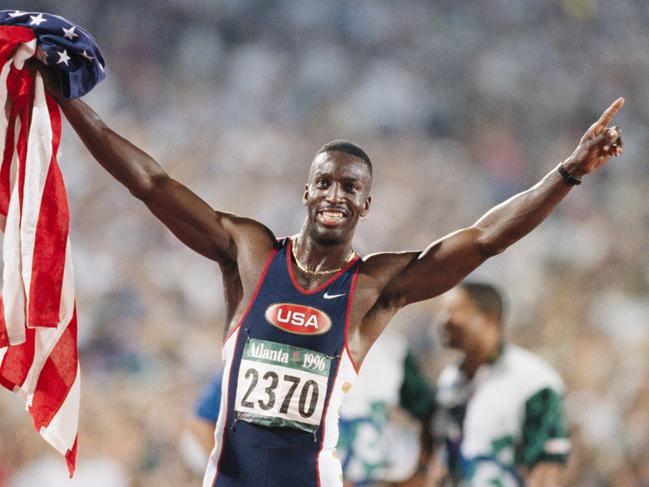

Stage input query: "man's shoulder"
[
  {"left": 501, "top": 344, "right": 565, "bottom": 395},
  {"left": 360, "top": 250, "right": 416, "bottom": 272},
  {"left": 356, "top": 250, "right": 419, "bottom": 292}
]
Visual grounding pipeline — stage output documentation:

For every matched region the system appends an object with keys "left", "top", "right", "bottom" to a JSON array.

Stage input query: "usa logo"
[{"left": 265, "top": 303, "right": 332, "bottom": 335}]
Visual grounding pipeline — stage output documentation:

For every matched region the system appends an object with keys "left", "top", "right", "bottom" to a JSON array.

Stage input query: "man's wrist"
[
  {"left": 559, "top": 155, "right": 588, "bottom": 178},
  {"left": 556, "top": 161, "right": 581, "bottom": 186}
]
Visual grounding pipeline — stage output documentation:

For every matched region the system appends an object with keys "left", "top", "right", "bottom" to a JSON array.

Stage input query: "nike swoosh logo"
[{"left": 323, "top": 292, "right": 346, "bottom": 299}]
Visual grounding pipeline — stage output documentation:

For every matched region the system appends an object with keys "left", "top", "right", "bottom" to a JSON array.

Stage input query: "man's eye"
[{"left": 317, "top": 179, "right": 328, "bottom": 187}]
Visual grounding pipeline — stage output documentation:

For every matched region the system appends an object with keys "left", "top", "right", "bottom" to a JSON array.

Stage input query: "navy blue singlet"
[{"left": 203, "top": 238, "right": 361, "bottom": 487}]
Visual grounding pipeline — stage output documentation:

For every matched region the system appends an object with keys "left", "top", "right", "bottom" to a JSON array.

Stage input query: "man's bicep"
[
  {"left": 380, "top": 227, "right": 488, "bottom": 307},
  {"left": 146, "top": 202, "right": 224, "bottom": 260},
  {"left": 146, "top": 177, "right": 234, "bottom": 252},
  {"left": 146, "top": 178, "right": 275, "bottom": 263}
]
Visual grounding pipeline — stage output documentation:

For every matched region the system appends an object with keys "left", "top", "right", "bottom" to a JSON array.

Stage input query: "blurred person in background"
[
  {"left": 180, "top": 373, "right": 225, "bottom": 477},
  {"left": 337, "top": 328, "right": 434, "bottom": 487},
  {"left": 427, "top": 282, "right": 569, "bottom": 487},
  {"left": 31, "top": 48, "right": 622, "bottom": 486}
]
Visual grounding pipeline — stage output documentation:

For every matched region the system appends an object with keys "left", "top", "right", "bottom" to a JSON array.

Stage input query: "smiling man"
[
  {"left": 38, "top": 61, "right": 624, "bottom": 487},
  {"left": 301, "top": 141, "right": 372, "bottom": 248}
]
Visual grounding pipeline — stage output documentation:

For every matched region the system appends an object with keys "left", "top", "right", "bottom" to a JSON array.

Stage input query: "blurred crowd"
[{"left": 1, "top": 0, "right": 649, "bottom": 485}]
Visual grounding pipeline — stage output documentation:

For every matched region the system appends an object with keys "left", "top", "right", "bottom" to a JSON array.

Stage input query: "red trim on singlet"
[
  {"left": 315, "top": 263, "right": 361, "bottom": 486},
  {"left": 212, "top": 246, "right": 278, "bottom": 487},
  {"left": 223, "top": 247, "right": 279, "bottom": 343},
  {"left": 287, "top": 238, "right": 360, "bottom": 295}
]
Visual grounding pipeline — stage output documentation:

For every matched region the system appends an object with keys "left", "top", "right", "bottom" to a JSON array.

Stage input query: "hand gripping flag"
[{"left": 0, "top": 11, "right": 105, "bottom": 476}]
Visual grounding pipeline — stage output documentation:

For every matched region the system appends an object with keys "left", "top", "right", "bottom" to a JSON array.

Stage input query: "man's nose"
[{"left": 325, "top": 183, "right": 344, "bottom": 202}]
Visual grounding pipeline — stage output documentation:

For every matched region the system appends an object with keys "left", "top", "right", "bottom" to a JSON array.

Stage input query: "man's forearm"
[
  {"left": 528, "top": 462, "right": 563, "bottom": 487},
  {"left": 473, "top": 165, "right": 571, "bottom": 256},
  {"left": 58, "top": 97, "right": 167, "bottom": 198},
  {"left": 473, "top": 99, "right": 623, "bottom": 257}
]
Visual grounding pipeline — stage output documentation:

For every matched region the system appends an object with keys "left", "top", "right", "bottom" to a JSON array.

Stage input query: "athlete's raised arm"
[
  {"left": 40, "top": 67, "right": 275, "bottom": 266},
  {"left": 375, "top": 98, "right": 624, "bottom": 308}
]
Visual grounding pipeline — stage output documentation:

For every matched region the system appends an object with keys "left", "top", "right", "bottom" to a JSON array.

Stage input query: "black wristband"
[{"left": 557, "top": 163, "right": 581, "bottom": 186}]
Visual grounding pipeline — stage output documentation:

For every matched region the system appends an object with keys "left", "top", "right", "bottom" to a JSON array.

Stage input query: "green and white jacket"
[{"left": 435, "top": 344, "right": 570, "bottom": 486}]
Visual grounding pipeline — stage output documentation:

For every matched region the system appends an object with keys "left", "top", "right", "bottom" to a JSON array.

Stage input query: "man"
[
  {"left": 429, "top": 283, "right": 570, "bottom": 486},
  {"left": 35, "top": 58, "right": 622, "bottom": 486}
]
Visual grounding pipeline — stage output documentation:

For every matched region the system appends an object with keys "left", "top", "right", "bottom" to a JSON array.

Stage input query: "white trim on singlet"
[
  {"left": 316, "top": 350, "right": 358, "bottom": 487},
  {"left": 203, "top": 328, "right": 241, "bottom": 487}
]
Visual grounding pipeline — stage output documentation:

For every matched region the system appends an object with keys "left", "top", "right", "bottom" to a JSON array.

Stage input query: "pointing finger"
[{"left": 595, "top": 97, "right": 624, "bottom": 129}]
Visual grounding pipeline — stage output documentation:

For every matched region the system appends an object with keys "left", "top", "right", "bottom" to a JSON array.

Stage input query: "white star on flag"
[
  {"left": 57, "top": 49, "right": 71, "bottom": 66},
  {"left": 81, "top": 50, "right": 95, "bottom": 61},
  {"left": 62, "top": 26, "right": 79, "bottom": 41},
  {"left": 29, "top": 13, "right": 47, "bottom": 26},
  {"left": 8, "top": 11, "right": 26, "bottom": 18}
]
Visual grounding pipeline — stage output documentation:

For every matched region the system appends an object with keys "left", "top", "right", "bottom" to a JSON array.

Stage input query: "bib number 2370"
[{"left": 234, "top": 338, "right": 331, "bottom": 433}]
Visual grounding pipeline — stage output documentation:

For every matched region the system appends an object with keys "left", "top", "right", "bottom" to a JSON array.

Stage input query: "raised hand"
[
  {"left": 24, "top": 58, "right": 64, "bottom": 101},
  {"left": 563, "top": 97, "right": 624, "bottom": 177}
]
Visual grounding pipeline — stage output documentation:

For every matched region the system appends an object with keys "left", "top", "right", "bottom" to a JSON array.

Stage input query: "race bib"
[{"left": 234, "top": 338, "right": 331, "bottom": 433}]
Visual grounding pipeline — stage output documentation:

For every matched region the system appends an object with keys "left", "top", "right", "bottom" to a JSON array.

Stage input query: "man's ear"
[
  {"left": 484, "top": 313, "right": 501, "bottom": 331},
  {"left": 303, "top": 184, "right": 309, "bottom": 206},
  {"left": 360, "top": 194, "right": 372, "bottom": 218}
]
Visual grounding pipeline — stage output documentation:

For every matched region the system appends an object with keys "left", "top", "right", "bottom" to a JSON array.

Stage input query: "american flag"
[{"left": 0, "top": 11, "right": 105, "bottom": 476}]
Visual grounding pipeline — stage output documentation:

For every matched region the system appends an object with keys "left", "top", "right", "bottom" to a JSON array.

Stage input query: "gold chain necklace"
[{"left": 291, "top": 237, "right": 355, "bottom": 277}]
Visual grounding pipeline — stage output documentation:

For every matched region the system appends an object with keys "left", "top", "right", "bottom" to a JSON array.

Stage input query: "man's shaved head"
[{"left": 317, "top": 140, "right": 372, "bottom": 179}]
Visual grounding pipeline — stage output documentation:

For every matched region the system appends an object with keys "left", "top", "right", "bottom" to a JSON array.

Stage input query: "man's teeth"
[{"left": 321, "top": 211, "right": 344, "bottom": 219}]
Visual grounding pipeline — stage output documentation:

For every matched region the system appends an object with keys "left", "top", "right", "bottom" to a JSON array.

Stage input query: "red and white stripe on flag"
[{"left": 0, "top": 26, "right": 79, "bottom": 477}]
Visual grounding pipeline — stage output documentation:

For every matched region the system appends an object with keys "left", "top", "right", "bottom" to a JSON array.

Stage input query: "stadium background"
[{"left": 1, "top": 0, "right": 648, "bottom": 485}]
